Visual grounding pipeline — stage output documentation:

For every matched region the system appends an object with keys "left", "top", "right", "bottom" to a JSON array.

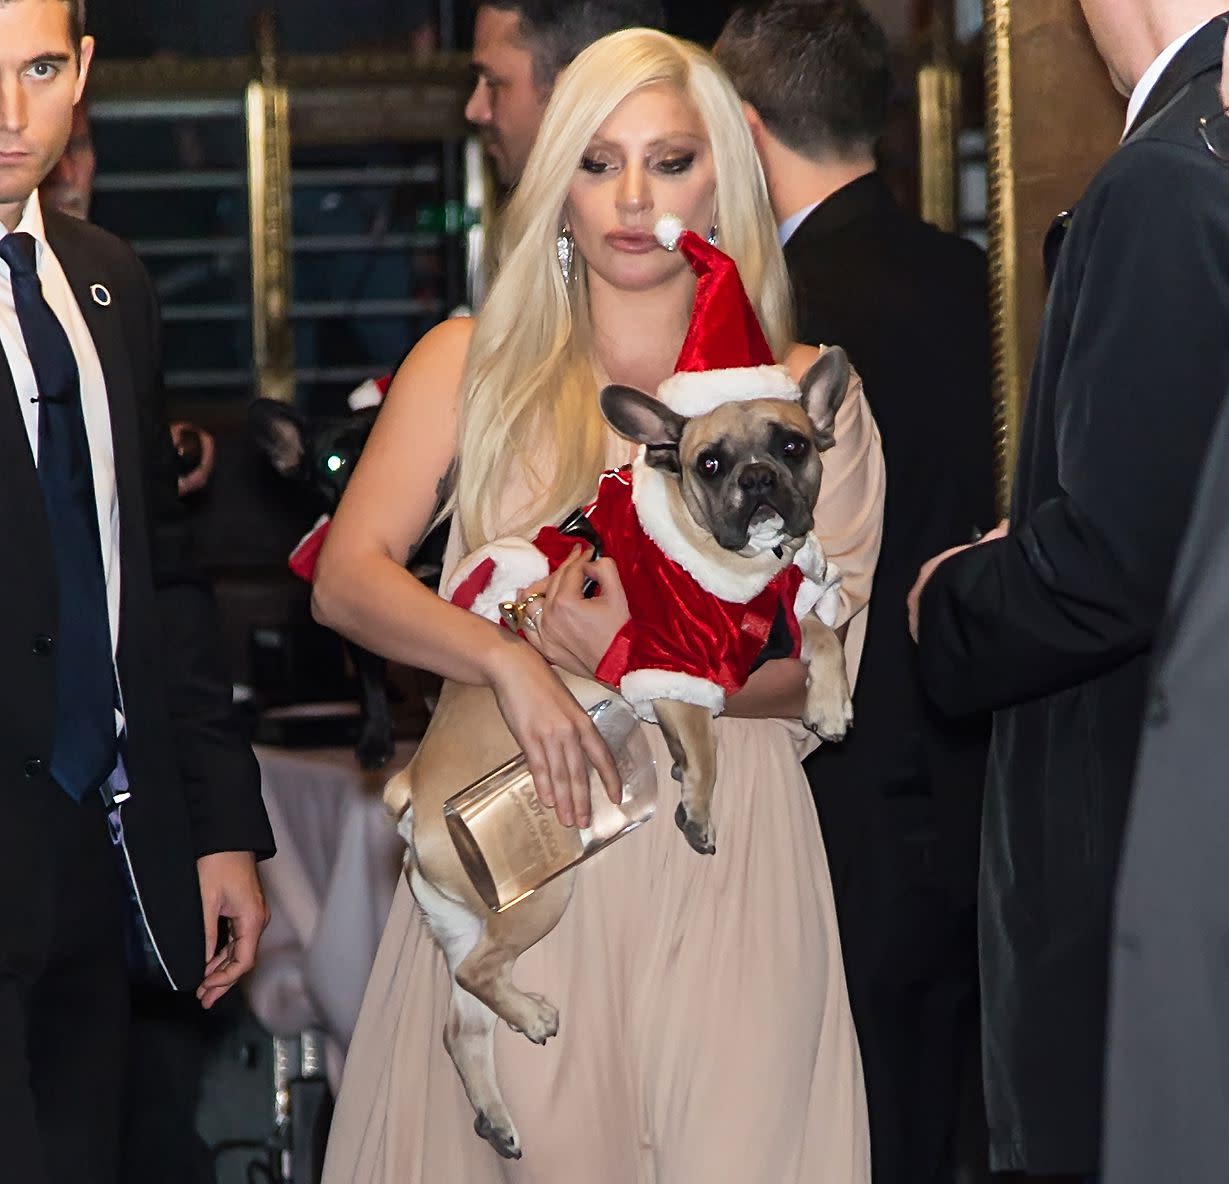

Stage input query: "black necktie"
[{"left": 1, "top": 231, "right": 116, "bottom": 800}]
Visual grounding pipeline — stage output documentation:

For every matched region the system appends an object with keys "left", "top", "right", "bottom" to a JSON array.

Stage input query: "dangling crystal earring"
[
  {"left": 707, "top": 224, "right": 720, "bottom": 246},
  {"left": 556, "top": 227, "right": 574, "bottom": 283}
]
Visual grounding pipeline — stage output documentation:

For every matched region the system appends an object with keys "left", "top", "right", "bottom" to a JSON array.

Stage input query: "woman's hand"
[
  {"left": 518, "top": 547, "right": 630, "bottom": 681},
  {"left": 486, "top": 641, "right": 623, "bottom": 830}
]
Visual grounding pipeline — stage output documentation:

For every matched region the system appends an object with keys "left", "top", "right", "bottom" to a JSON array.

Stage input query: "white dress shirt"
[
  {"left": 0, "top": 192, "right": 123, "bottom": 674},
  {"left": 1123, "top": 21, "right": 1208, "bottom": 136},
  {"left": 778, "top": 200, "right": 821, "bottom": 247}
]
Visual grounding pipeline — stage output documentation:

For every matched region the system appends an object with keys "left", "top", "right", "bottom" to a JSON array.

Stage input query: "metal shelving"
[{"left": 88, "top": 18, "right": 487, "bottom": 413}]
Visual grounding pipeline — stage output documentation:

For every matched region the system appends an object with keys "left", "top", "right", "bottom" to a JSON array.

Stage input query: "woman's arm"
[
  {"left": 786, "top": 343, "right": 885, "bottom": 630},
  {"left": 724, "top": 659, "right": 807, "bottom": 719},
  {"left": 313, "top": 319, "right": 497, "bottom": 682},
  {"left": 312, "top": 319, "right": 620, "bottom": 827}
]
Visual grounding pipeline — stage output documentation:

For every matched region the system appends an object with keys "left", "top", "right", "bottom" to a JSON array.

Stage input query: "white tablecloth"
[{"left": 245, "top": 742, "right": 414, "bottom": 1089}]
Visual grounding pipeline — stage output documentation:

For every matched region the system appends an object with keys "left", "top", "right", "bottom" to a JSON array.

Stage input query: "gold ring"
[{"left": 497, "top": 592, "right": 545, "bottom": 633}]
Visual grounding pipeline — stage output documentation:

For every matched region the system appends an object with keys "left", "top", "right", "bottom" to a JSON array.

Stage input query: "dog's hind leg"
[
  {"left": 410, "top": 867, "right": 573, "bottom": 1159},
  {"left": 444, "top": 982, "right": 523, "bottom": 1159},
  {"left": 409, "top": 866, "right": 523, "bottom": 1158},
  {"left": 451, "top": 879, "right": 573, "bottom": 1045},
  {"left": 653, "top": 699, "right": 718, "bottom": 855},
  {"left": 350, "top": 641, "right": 395, "bottom": 771}
]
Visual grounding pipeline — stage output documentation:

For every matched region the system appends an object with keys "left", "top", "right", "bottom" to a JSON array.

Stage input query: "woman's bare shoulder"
[
  {"left": 381, "top": 315, "right": 475, "bottom": 414},
  {"left": 783, "top": 342, "right": 823, "bottom": 384},
  {"left": 402, "top": 315, "right": 474, "bottom": 376}
]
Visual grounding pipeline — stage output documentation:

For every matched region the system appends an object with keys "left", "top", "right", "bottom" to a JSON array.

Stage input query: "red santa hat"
[
  {"left": 288, "top": 513, "right": 332, "bottom": 583},
  {"left": 652, "top": 214, "right": 800, "bottom": 418},
  {"left": 347, "top": 372, "right": 393, "bottom": 411}
]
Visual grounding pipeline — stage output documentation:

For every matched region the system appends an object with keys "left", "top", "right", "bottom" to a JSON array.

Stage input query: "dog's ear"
[
  {"left": 249, "top": 397, "right": 309, "bottom": 477},
  {"left": 798, "top": 346, "right": 851, "bottom": 451},
  {"left": 599, "top": 384, "right": 687, "bottom": 474}
]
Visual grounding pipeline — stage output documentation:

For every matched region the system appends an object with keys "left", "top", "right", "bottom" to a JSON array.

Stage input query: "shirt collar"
[
  {"left": 778, "top": 200, "right": 821, "bottom": 247},
  {"left": 1123, "top": 21, "right": 1207, "bottom": 137},
  {"left": 1, "top": 191, "right": 47, "bottom": 265}
]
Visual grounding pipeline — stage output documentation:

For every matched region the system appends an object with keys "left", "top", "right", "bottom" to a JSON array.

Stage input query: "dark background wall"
[{"left": 86, "top": 0, "right": 736, "bottom": 58}]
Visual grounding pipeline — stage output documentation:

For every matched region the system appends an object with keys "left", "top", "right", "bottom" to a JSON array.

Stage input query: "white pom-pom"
[
  {"left": 654, "top": 214, "right": 684, "bottom": 251},
  {"left": 346, "top": 377, "right": 384, "bottom": 411}
]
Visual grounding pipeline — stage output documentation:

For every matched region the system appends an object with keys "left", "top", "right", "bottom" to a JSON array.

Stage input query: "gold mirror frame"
[
  {"left": 982, "top": 0, "right": 1123, "bottom": 514},
  {"left": 983, "top": 0, "right": 1020, "bottom": 516},
  {"left": 89, "top": 43, "right": 476, "bottom": 404}
]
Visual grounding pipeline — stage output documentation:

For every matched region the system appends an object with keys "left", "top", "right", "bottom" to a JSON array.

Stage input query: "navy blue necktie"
[{"left": 1, "top": 231, "right": 117, "bottom": 800}]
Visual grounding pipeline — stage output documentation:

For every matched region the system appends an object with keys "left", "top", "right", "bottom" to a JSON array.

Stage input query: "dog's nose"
[{"left": 737, "top": 463, "right": 777, "bottom": 497}]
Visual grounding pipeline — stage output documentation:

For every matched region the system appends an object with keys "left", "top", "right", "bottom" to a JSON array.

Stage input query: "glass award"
[{"left": 443, "top": 697, "right": 656, "bottom": 911}]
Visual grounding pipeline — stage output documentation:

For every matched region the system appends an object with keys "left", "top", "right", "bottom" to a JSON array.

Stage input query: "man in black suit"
[
  {"left": 908, "top": 3, "right": 1229, "bottom": 1178},
  {"left": 0, "top": 3, "right": 274, "bottom": 1182},
  {"left": 715, "top": 6, "right": 994, "bottom": 1182}
]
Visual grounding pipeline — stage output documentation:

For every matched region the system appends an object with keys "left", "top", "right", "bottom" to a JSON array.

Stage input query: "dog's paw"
[
  {"left": 674, "top": 803, "right": 716, "bottom": 856},
  {"left": 508, "top": 992, "right": 559, "bottom": 1045},
  {"left": 475, "top": 1110, "right": 522, "bottom": 1160},
  {"left": 803, "top": 683, "right": 854, "bottom": 743}
]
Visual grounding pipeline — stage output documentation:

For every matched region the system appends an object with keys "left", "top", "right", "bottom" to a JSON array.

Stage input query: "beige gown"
[{"left": 322, "top": 371, "right": 884, "bottom": 1184}]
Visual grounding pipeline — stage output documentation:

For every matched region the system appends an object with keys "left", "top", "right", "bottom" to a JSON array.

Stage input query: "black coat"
[
  {"left": 917, "top": 16, "right": 1229, "bottom": 1173},
  {"left": 0, "top": 209, "right": 274, "bottom": 992},
  {"left": 789, "top": 174, "right": 993, "bottom": 912}
]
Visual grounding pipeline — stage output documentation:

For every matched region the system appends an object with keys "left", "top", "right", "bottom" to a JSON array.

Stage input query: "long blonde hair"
[{"left": 452, "top": 28, "right": 793, "bottom": 546}]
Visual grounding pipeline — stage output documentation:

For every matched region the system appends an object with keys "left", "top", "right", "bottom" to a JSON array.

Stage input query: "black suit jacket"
[
  {"left": 789, "top": 174, "right": 993, "bottom": 908},
  {"left": 917, "top": 16, "right": 1229, "bottom": 1172},
  {"left": 0, "top": 208, "right": 273, "bottom": 991}
]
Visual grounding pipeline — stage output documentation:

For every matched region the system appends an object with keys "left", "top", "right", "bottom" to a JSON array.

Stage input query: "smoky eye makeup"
[{"left": 655, "top": 150, "right": 696, "bottom": 175}]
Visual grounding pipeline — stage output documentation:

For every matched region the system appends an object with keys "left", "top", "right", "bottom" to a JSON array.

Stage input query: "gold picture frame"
[{"left": 981, "top": 0, "right": 1123, "bottom": 514}]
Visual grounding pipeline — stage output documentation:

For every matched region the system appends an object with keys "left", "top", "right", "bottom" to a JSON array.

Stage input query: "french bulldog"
[
  {"left": 249, "top": 397, "right": 448, "bottom": 769},
  {"left": 382, "top": 345, "right": 855, "bottom": 1159}
]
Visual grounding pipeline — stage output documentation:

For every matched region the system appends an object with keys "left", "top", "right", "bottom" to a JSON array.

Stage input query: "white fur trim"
[
  {"left": 346, "top": 377, "right": 385, "bottom": 411},
  {"left": 631, "top": 455, "right": 791, "bottom": 602},
  {"left": 656, "top": 365, "right": 800, "bottom": 418},
  {"left": 654, "top": 214, "right": 685, "bottom": 250},
  {"left": 441, "top": 537, "right": 549, "bottom": 623},
  {"left": 620, "top": 669, "right": 725, "bottom": 722}
]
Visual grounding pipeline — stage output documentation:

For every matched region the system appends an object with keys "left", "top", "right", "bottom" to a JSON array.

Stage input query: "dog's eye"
[
  {"left": 697, "top": 453, "right": 721, "bottom": 479},
  {"left": 781, "top": 436, "right": 810, "bottom": 462}
]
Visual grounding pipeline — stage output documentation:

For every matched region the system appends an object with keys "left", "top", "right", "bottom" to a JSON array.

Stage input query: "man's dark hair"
[
  {"left": 0, "top": 0, "right": 85, "bottom": 49},
  {"left": 485, "top": 0, "right": 666, "bottom": 88},
  {"left": 714, "top": 0, "right": 891, "bottom": 160}
]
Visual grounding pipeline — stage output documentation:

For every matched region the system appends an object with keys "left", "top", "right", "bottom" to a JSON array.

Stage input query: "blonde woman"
[{"left": 314, "top": 28, "right": 882, "bottom": 1183}]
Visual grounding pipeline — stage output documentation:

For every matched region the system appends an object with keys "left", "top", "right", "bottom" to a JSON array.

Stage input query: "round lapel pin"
[{"left": 91, "top": 283, "right": 112, "bottom": 307}]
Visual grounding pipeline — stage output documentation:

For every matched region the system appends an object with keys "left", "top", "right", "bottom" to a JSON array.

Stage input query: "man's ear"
[
  {"left": 798, "top": 346, "right": 851, "bottom": 452},
  {"left": 741, "top": 100, "right": 766, "bottom": 148},
  {"left": 75, "top": 37, "right": 95, "bottom": 99},
  {"left": 599, "top": 384, "right": 687, "bottom": 474}
]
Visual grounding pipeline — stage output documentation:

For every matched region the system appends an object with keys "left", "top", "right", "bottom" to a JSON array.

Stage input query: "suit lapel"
[
  {"left": 0, "top": 332, "right": 54, "bottom": 570},
  {"left": 42, "top": 213, "right": 144, "bottom": 562},
  {"left": 1123, "top": 14, "right": 1229, "bottom": 141}
]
